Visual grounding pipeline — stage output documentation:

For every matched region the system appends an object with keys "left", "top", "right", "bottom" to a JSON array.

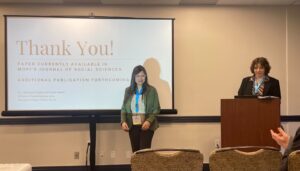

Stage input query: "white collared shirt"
[{"left": 130, "top": 94, "right": 145, "bottom": 114}]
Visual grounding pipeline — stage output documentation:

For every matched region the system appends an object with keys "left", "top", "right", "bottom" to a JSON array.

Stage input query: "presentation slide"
[{"left": 5, "top": 16, "right": 173, "bottom": 112}]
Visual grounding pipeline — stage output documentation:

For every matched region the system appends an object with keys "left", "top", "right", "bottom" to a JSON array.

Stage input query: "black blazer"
[
  {"left": 238, "top": 76, "right": 281, "bottom": 98},
  {"left": 281, "top": 127, "right": 300, "bottom": 171}
]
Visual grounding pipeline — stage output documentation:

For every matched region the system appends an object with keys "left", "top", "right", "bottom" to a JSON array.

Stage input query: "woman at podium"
[
  {"left": 120, "top": 65, "right": 160, "bottom": 152},
  {"left": 238, "top": 57, "right": 281, "bottom": 98}
]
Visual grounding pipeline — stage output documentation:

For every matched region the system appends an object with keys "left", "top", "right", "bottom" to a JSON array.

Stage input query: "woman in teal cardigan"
[{"left": 121, "top": 65, "right": 160, "bottom": 152}]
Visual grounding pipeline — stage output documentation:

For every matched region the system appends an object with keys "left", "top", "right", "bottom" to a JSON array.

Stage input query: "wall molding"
[{"left": 1, "top": 115, "right": 300, "bottom": 125}]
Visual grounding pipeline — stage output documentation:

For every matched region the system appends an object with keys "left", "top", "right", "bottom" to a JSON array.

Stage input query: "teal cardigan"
[{"left": 121, "top": 85, "right": 160, "bottom": 131}]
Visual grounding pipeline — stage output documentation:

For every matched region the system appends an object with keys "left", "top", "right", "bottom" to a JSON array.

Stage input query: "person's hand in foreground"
[{"left": 270, "top": 127, "right": 290, "bottom": 149}]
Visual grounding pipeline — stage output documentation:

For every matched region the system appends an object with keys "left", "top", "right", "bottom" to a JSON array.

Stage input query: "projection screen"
[{"left": 4, "top": 16, "right": 174, "bottom": 115}]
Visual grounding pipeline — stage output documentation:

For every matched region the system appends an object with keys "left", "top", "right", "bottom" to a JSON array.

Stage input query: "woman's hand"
[
  {"left": 142, "top": 120, "right": 151, "bottom": 131},
  {"left": 121, "top": 122, "right": 129, "bottom": 132},
  {"left": 270, "top": 127, "right": 290, "bottom": 149}
]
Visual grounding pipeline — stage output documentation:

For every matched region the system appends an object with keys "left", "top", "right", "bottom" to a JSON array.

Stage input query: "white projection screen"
[{"left": 3, "top": 16, "right": 175, "bottom": 116}]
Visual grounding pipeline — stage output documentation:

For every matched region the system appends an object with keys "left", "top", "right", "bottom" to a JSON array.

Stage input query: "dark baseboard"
[
  {"left": 1, "top": 115, "right": 300, "bottom": 125},
  {"left": 33, "top": 164, "right": 210, "bottom": 171}
]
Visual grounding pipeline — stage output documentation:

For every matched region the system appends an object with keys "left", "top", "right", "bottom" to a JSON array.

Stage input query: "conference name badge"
[{"left": 132, "top": 115, "right": 142, "bottom": 125}]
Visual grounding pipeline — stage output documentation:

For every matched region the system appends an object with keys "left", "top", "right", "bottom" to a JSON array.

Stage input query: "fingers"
[
  {"left": 277, "top": 127, "right": 286, "bottom": 136},
  {"left": 271, "top": 127, "right": 285, "bottom": 136},
  {"left": 270, "top": 129, "right": 282, "bottom": 141},
  {"left": 121, "top": 122, "right": 129, "bottom": 131},
  {"left": 121, "top": 122, "right": 150, "bottom": 131},
  {"left": 141, "top": 122, "right": 150, "bottom": 131},
  {"left": 270, "top": 131, "right": 278, "bottom": 140},
  {"left": 123, "top": 127, "right": 129, "bottom": 132},
  {"left": 124, "top": 125, "right": 129, "bottom": 131},
  {"left": 270, "top": 129, "right": 278, "bottom": 136},
  {"left": 270, "top": 129, "right": 275, "bottom": 135},
  {"left": 270, "top": 127, "right": 290, "bottom": 149},
  {"left": 141, "top": 124, "right": 148, "bottom": 130}
]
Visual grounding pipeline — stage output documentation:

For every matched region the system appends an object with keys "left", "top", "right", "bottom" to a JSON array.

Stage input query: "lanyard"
[
  {"left": 135, "top": 87, "right": 143, "bottom": 113},
  {"left": 254, "top": 78, "right": 264, "bottom": 94}
]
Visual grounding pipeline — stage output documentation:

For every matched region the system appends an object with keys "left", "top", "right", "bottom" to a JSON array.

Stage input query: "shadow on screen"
[{"left": 143, "top": 58, "right": 172, "bottom": 109}]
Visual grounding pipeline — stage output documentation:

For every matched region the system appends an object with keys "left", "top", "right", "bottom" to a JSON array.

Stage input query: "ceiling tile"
[
  {"left": 180, "top": 0, "right": 217, "bottom": 5},
  {"left": 217, "top": 0, "right": 296, "bottom": 5},
  {"left": 101, "top": 0, "right": 181, "bottom": 5}
]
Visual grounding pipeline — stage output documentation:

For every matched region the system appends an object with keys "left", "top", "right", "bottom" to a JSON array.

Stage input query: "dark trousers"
[{"left": 129, "top": 125, "right": 154, "bottom": 152}]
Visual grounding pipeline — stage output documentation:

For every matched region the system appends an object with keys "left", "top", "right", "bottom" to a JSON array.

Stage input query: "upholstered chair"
[
  {"left": 131, "top": 148, "right": 203, "bottom": 171},
  {"left": 209, "top": 146, "right": 282, "bottom": 171},
  {"left": 288, "top": 150, "right": 300, "bottom": 171}
]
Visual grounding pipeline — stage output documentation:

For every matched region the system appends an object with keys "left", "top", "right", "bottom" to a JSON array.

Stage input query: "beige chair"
[
  {"left": 209, "top": 146, "right": 282, "bottom": 171},
  {"left": 131, "top": 148, "right": 203, "bottom": 171},
  {"left": 288, "top": 150, "right": 300, "bottom": 171}
]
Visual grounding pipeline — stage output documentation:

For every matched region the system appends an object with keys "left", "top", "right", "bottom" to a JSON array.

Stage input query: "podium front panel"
[{"left": 221, "top": 98, "right": 280, "bottom": 148}]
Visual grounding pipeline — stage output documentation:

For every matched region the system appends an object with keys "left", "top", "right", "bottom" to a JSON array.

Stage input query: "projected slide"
[{"left": 5, "top": 16, "right": 173, "bottom": 112}]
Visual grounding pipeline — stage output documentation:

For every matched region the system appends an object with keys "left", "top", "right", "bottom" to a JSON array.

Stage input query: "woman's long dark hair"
[{"left": 129, "top": 65, "right": 149, "bottom": 95}]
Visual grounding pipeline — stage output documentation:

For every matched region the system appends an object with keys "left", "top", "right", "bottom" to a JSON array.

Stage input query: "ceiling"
[{"left": 0, "top": 0, "right": 299, "bottom": 5}]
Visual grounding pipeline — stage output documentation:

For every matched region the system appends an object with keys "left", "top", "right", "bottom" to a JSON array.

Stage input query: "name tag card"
[{"left": 132, "top": 115, "right": 142, "bottom": 125}]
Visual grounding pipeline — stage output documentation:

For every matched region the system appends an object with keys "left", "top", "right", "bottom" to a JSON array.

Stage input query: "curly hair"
[{"left": 250, "top": 57, "right": 271, "bottom": 75}]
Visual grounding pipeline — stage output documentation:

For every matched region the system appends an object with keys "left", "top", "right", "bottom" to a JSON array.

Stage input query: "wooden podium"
[{"left": 221, "top": 98, "right": 280, "bottom": 148}]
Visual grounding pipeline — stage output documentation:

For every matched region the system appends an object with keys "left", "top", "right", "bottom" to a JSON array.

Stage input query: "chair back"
[
  {"left": 131, "top": 148, "right": 203, "bottom": 171},
  {"left": 209, "top": 146, "right": 282, "bottom": 171},
  {"left": 288, "top": 150, "right": 300, "bottom": 171}
]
